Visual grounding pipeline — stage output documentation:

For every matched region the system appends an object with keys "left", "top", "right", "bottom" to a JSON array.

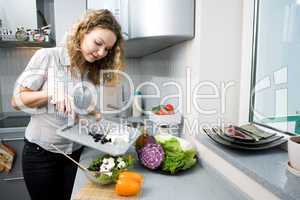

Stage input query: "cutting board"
[{"left": 73, "top": 181, "right": 140, "bottom": 200}]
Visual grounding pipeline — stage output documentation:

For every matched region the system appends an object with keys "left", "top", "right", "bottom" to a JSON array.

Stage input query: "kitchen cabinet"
[
  {"left": 87, "top": 0, "right": 195, "bottom": 58},
  {"left": 0, "top": 0, "right": 55, "bottom": 48},
  {"left": 0, "top": 0, "right": 37, "bottom": 32},
  {"left": 129, "top": 0, "right": 194, "bottom": 39},
  {"left": 0, "top": 131, "right": 30, "bottom": 200},
  {"left": 53, "top": 0, "right": 86, "bottom": 45}
]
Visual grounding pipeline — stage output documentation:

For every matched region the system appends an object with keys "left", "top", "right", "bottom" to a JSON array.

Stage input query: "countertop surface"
[
  {"left": 71, "top": 148, "right": 249, "bottom": 200},
  {"left": 196, "top": 134, "right": 300, "bottom": 200}
]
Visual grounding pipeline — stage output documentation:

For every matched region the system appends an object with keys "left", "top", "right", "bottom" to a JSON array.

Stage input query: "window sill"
[{"left": 188, "top": 132, "right": 300, "bottom": 200}]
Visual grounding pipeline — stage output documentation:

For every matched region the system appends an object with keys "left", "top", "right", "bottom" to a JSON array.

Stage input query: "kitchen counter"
[
  {"left": 71, "top": 147, "right": 249, "bottom": 200},
  {"left": 194, "top": 133, "right": 300, "bottom": 200}
]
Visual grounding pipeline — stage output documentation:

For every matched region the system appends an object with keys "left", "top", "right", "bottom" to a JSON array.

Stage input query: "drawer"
[
  {"left": 0, "top": 131, "right": 30, "bottom": 200},
  {"left": 0, "top": 178, "right": 30, "bottom": 200},
  {"left": 0, "top": 132, "right": 25, "bottom": 179}
]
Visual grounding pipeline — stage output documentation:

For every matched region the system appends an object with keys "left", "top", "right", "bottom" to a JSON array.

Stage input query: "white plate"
[{"left": 56, "top": 118, "right": 142, "bottom": 156}]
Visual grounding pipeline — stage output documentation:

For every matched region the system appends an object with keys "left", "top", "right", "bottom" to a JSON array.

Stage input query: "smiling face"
[{"left": 80, "top": 27, "right": 117, "bottom": 63}]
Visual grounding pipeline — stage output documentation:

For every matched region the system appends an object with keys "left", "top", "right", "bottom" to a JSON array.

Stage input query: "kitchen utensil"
[
  {"left": 50, "top": 144, "right": 89, "bottom": 172},
  {"left": 50, "top": 144, "right": 101, "bottom": 184},
  {"left": 56, "top": 118, "right": 142, "bottom": 156}
]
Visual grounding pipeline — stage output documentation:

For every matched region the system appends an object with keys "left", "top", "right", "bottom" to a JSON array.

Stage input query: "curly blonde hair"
[{"left": 67, "top": 9, "right": 125, "bottom": 85}]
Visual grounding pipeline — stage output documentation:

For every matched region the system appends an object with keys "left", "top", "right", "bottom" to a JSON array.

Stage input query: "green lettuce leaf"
[
  {"left": 182, "top": 149, "right": 197, "bottom": 170},
  {"left": 155, "top": 136, "right": 197, "bottom": 174}
]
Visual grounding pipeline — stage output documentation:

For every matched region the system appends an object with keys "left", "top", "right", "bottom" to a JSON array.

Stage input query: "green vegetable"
[
  {"left": 155, "top": 134, "right": 197, "bottom": 174},
  {"left": 88, "top": 154, "right": 135, "bottom": 184},
  {"left": 88, "top": 156, "right": 104, "bottom": 171},
  {"left": 151, "top": 105, "right": 164, "bottom": 113},
  {"left": 96, "top": 173, "right": 113, "bottom": 184}
]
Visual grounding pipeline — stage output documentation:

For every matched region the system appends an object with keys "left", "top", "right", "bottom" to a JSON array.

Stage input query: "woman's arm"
[{"left": 11, "top": 87, "right": 49, "bottom": 111}]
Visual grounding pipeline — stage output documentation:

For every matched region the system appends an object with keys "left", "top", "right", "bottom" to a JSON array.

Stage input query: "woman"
[{"left": 11, "top": 9, "right": 125, "bottom": 200}]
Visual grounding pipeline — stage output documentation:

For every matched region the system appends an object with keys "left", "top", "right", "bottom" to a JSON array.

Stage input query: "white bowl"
[{"left": 148, "top": 112, "right": 181, "bottom": 125}]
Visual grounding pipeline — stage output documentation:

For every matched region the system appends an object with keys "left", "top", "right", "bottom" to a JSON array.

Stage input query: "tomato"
[
  {"left": 165, "top": 104, "right": 174, "bottom": 111},
  {"left": 118, "top": 171, "right": 144, "bottom": 185},
  {"left": 115, "top": 178, "right": 141, "bottom": 196}
]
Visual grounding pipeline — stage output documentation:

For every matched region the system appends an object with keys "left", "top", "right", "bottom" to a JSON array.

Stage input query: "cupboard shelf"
[{"left": 0, "top": 40, "right": 55, "bottom": 48}]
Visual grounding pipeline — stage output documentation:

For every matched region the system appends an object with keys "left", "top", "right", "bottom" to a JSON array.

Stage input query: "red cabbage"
[{"left": 138, "top": 143, "right": 165, "bottom": 170}]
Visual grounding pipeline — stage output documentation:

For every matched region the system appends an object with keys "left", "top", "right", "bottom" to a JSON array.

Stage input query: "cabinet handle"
[
  {"left": 1, "top": 137, "right": 24, "bottom": 142},
  {"left": 2, "top": 176, "right": 24, "bottom": 181}
]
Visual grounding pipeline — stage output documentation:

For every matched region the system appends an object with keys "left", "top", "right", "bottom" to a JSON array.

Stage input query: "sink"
[{"left": 0, "top": 115, "right": 30, "bottom": 128}]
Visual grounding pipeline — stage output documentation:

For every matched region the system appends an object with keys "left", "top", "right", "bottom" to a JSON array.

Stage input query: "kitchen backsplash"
[
  {"left": 0, "top": 48, "right": 37, "bottom": 113},
  {"left": 0, "top": 48, "right": 142, "bottom": 113},
  {"left": 136, "top": 41, "right": 194, "bottom": 113}
]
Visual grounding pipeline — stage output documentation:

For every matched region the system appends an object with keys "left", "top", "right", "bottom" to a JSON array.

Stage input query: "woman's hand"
[
  {"left": 88, "top": 111, "right": 102, "bottom": 121},
  {"left": 50, "top": 95, "right": 78, "bottom": 120}
]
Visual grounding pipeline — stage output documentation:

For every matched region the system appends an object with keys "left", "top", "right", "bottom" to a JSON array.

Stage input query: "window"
[{"left": 250, "top": 0, "right": 300, "bottom": 135}]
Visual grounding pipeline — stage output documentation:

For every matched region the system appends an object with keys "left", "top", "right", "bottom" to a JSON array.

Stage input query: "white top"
[{"left": 14, "top": 47, "right": 98, "bottom": 154}]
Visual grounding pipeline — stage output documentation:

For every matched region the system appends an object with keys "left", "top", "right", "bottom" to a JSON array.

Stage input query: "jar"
[
  {"left": 132, "top": 91, "right": 142, "bottom": 117},
  {"left": 15, "top": 27, "right": 28, "bottom": 41}
]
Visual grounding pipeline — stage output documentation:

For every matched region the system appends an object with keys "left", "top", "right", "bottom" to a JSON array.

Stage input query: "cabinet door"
[
  {"left": 129, "top": 0, "right": 194, "bottom": 38},
  {"left": 87, "top": 0, "right": 129, "bottom": 39},
  {"left": 54, "top": 0, "right": 86, "bottom": 44},
  {"left": 0, "top": 132, "right": 30, "bottom": 200},
  {"left": 0, "top": 0, "right": 37, "bottom": 31}
]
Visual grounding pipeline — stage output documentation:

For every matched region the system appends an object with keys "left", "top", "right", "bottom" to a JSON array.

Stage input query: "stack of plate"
[{"left": 203, "top": 124, "right": 287, "bottom": 150}]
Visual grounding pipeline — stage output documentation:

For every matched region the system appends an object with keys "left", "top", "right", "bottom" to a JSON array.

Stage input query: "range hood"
[
  {"left": 124, "top": 36, "right": 193, "bottom": 58},
  {"left": 87, "top": 0, "right": 195, "bottom": 58}
]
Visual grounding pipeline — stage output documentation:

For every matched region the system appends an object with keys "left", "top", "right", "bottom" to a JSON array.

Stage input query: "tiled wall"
[
  {"left": 136, "top": 42, "right": 193, "bottom": 113},
  {"left": 0, "top": 45, "right": 190, "bottom": 116},
  {"left": 0, "top": 48, "right": 37, "bottom": 112},
  {"left": 133, "top": 0, "right": 243, "bottom": 129},
  {"left": 0, "top": 48, "right": 142, "bottom": 113}
]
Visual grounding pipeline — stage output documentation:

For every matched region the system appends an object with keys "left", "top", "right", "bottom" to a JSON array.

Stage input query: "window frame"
[{"left": 246, "top": 0, "right": 296, "bottom": 136}]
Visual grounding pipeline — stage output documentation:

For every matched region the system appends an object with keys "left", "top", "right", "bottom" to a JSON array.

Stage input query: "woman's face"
[{"left": 80, "top": 27, "right": 117, "bottom": 63}]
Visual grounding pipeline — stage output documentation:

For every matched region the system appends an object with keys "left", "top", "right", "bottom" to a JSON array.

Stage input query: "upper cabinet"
[
  {"left": 87, "top": 0, "right": 195, "bottom": 58},
  {"left": 87, "top": 0, "right": 129, "bottom": 40},
  {"left": 0, "top": 0, "right": 37, "bottom": 31},
  {"left": 0, "top": 0, "right": 56, "bottom": 48},
  {"left": 54, "top": 0, "right": 86, "bottom": 45}
]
